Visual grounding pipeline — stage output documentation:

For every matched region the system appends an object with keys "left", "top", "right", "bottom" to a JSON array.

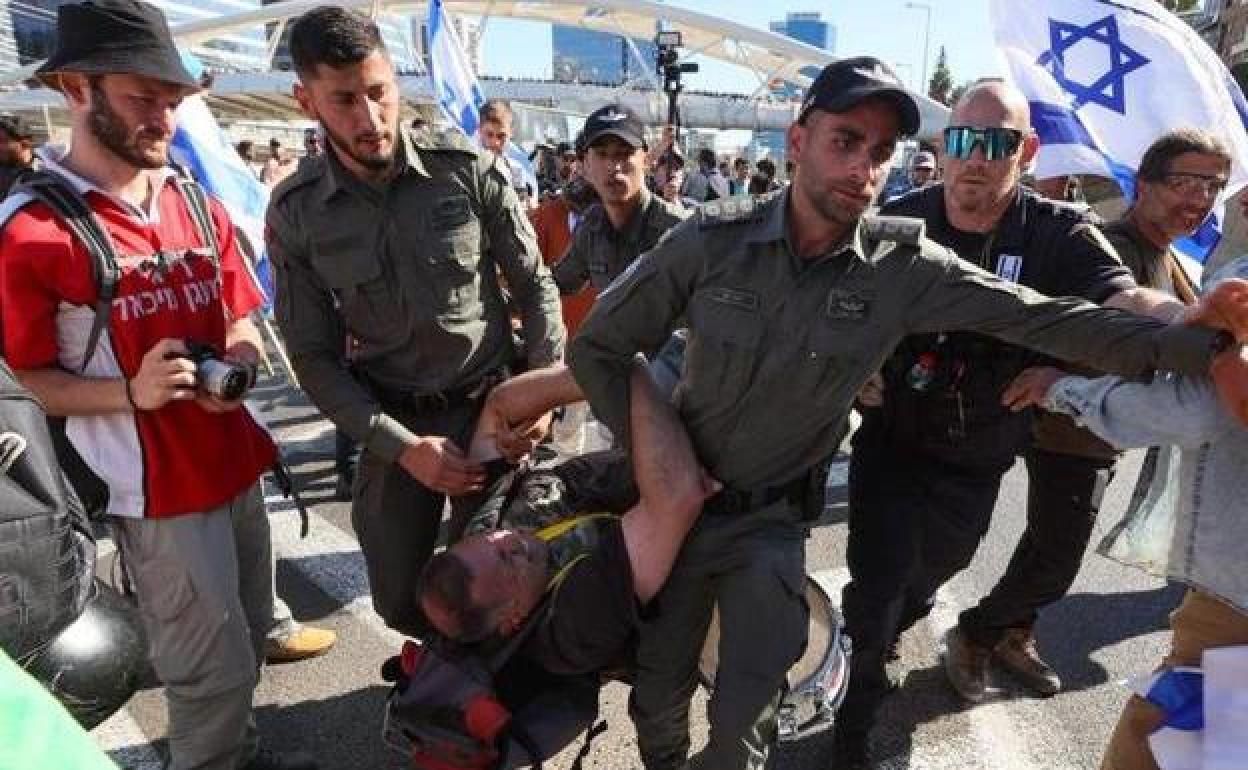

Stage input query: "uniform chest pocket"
[
  {"left": 800, "top": 287, "right": 880, "bottom": 404},
  {"left": 311, "top": 250, "right": 406, "bottom": 343},
  {"left": 686, "top": 288, "right": 764, "bottom": 404},
  {"left": 427, "top": 195, "right": 482, "bottom": 277},
  {"left": 588, "top": 253, "right": 612, "bottom": 290}
]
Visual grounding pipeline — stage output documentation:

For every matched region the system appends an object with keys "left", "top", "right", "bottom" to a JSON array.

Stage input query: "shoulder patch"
[
  {"left": 270, "top": 161, "right": 322, "bottom": 203},
  {"left": 863, "top": 215, "right": 925, "bottom": 246},
  {"left": 698, "top": 195, "right": 764, "bottom": 229},
  {"left": 418, "top": 128, "right": 482, "bottom": 156}
]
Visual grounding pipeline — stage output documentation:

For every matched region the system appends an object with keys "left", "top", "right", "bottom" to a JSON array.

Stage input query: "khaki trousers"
[{"left": 113, "top": 482, "right": 273, "bottom": 770}]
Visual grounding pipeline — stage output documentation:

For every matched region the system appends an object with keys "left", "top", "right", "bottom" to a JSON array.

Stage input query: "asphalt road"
[{"left": 93, "top": 375, "right": 1181, "bottom": 770}]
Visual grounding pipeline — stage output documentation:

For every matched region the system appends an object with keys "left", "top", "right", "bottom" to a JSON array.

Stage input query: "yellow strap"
[{"left": 534, "top": 512, "right": 616, "bottom": 542}]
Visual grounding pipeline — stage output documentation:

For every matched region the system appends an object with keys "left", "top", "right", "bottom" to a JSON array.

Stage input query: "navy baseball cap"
[
  {"left": 799, "top": 56, "right": 921, "bottom": 137},
  {"left": 581, "top": 104, "right": 647, "bottom": 150}
]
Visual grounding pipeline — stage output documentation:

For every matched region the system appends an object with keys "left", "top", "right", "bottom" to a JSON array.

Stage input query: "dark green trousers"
[{"left": 629, "top": 499, "right": 809, "bottom": 770}]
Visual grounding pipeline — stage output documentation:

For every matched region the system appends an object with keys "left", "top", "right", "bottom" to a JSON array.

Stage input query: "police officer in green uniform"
[
  {"left": 552, "top": 104, "right": 688, "bottom": 296},
  {"left": 565, "top": 56, "right": 1247, "bottom": 770},
  {"left": 267, "top": 7, "right": 564, "bottom": 638}
]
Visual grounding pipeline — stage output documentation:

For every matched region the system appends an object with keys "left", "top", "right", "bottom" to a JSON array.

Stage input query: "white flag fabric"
[
  {"left": 428, "top": 0, "right": 486, "bottom": 136},
  {"left": 427, "top": 0, "right": 538, "bottom": 195},
  {"left": 989, "top": 0, "right": 1248, "bottom": 261},
  {"left": 170, "top": 51, "right": 272, "bottom": 302}
]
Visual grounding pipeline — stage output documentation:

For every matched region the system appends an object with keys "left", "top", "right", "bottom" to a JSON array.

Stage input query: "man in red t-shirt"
[{"left": 0, "top": 2, "right": 310, "bottom": 769}]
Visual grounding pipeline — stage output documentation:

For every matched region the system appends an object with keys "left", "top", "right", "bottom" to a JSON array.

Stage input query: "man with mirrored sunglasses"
[{"left": 840, "top": 79, "right": 1241, "bottom": 762}]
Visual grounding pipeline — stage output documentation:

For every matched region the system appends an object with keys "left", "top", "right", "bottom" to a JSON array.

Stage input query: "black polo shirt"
[{"left": 858, "top": 184, "right": 1137, "bottom": 469}]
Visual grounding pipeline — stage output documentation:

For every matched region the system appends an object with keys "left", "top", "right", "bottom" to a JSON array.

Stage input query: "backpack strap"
[
  {"left": 13, "top": 171, "right": 121, "bottom": 374},
  {"left": 173, "top": 173, "right": 221, "bottom": 270}
]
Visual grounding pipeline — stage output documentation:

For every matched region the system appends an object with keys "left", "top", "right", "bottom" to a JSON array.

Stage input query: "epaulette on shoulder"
[
  {"left": 270, "top": 161, "right": 322, "bottom": 203},
  {"left": 863, "top": 215, "right": 925, "bottom": 246},
  {"left": 417, "top": 128, "right": 482, "bottom": 156},
  {"left": 698, "top": 195, "right": 767, "bottom": 230}
]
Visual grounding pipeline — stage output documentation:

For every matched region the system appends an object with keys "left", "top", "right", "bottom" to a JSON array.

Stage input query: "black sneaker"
[
  {"left": 239, "top": 748, "right": 318, "bottom": 770},
  {"left": 831, "top": 725, "right": 872, "bottom": 770}
]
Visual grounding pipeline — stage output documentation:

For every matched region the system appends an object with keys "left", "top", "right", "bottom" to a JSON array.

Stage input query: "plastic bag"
[{"left": 1097, "top": 445, "right": 1180, "bottom": 578}]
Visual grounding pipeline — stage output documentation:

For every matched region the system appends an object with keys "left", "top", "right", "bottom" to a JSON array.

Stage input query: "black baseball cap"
[
  {"left": 581, "top": 104, "right": 646, "bottom": 150},
  {"left": 799, "top": 56, "right": 920, "bottom": 137}
]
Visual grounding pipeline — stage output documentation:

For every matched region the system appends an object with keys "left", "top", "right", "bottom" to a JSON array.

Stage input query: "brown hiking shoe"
[
  {"left": 994, "top": 627, "right": 1061, "bottom": 696},
  {"left": 942, "top": 626, "right": 991, "bottom": 703}
]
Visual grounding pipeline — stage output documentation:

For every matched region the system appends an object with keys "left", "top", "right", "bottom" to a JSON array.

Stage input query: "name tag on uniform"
[
  {"left": 708, "top": 287, "right": 759, "bottom": 312},
  {"left": 826, "top": 288, "right": 872, "bottom": 320},
  {"left": 432, "top": 195, "right": 474, "bottom": 229},
  {"left": 995, "top": 253, "right": 1023, "bottom": 283}
]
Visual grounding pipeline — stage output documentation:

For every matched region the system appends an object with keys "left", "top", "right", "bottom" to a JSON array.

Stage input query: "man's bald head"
[
  {"left": 942, "top": 78, "right": 1040, "bottom": 231},
  {"left": 951, "top": 79, "right": 1032, "bottom": 132}
]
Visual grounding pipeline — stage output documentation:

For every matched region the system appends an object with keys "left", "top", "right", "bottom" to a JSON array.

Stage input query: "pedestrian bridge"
[{"left": 0, "top": 0, "right": 949, "bottom": 137}]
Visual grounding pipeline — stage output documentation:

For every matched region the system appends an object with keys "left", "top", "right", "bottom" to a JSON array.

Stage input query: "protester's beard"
[
  {"left": 321, "top": 120, "right": 393, "bottom": 172},
  {"left": 88, "top": 83, "right": 168, "bottom": 170}
]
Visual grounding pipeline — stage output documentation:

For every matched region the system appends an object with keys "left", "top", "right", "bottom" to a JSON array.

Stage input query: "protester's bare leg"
[{"left": 621, "top": 359, "right": 718, "bottom": 602}]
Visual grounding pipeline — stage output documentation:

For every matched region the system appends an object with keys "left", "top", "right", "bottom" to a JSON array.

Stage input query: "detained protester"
[
  {"left": 565, "top": 57, "right": 1248, "bottom": 770},
  {"left": 419, "top": 361, "right": 718, "bottom": 677},
  {"left": 0, "top": 1, "right": 307, "bottom": 768},
  {"left": 1000, "top": 256, "right": 1248, "bottom": 770},
  {"left": 550, "top": 104, "right": 688, "bottom": 297},
  {"left": 268, "top": 6, "right": 564, "bottom": 638},
  {"left": 950, "top": 128, "right": 1224, "bottom": 699},
  {"left": 840, "top": 80, "right": 1238, "bottom": 763}
]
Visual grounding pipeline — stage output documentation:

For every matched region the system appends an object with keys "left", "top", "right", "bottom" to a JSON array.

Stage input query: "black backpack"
[
  {"left": 4, "top": 169, "right": 222, "bottom": 518},
  {"left": 0, "top": 357, "right": 95, "bottom": 661}
]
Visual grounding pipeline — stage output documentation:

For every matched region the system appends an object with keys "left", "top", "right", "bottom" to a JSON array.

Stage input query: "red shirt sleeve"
[
  {"left": 0, "top": 207, "right": 82, "bottom": 369},
  {"left": 205, "top": 194, "right": 266, "bottom": 321}
]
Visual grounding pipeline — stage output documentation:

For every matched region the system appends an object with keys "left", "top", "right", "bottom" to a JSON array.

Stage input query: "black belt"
[
  {"left": 704, "top": 472, "right": 810, "bottom": 516},
  {"left": 373, "top": 368, "right": 507, "bottom": 413}
]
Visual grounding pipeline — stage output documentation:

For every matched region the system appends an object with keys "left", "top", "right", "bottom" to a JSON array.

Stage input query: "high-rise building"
[
  {"left": 1, "top": 0, "right": 418, "bottom": 73},
  {"left": 769, "top": 11, "right": 835, "bottom": 53},
  {"left": 753, "top": 11, "right": 836, "bottom": 164},
  {"left": 551, "top": 26, "right": 657, "bottom": 85}
]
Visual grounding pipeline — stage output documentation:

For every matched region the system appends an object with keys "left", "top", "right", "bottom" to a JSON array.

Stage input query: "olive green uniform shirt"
[
  {"left": 268, "top": 128, "right": 565, "bottom": 463},
  {"left": 568, "top": 190, "right": 1221, "bottom": 490},
  {"left": 552, "top": 187, "right": 689, "bottom": 293}
]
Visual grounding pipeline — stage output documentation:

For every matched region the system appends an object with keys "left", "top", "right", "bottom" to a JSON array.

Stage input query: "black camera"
[{"left": 185, "top": 342, "right": 256, "bottom": 401}]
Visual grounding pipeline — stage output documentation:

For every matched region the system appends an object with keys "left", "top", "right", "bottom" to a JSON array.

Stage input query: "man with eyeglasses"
[{"left": 839, "top": 79, "right": 1237, "bottom": 762}]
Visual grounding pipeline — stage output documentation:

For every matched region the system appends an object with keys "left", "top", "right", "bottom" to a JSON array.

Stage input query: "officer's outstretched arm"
[{"left": 620, "top": 358, "right": 719, "bottom": 603}]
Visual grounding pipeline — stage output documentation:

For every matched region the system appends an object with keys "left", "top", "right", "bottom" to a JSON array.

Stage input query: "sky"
[{"left": 475, "top": 0, "right": 1007, "bottom": 95}]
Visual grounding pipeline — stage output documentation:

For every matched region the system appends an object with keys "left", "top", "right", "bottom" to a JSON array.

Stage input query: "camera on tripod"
[
  {"left": 184, "top": 341, "right": 257, "bottom": 402},
  {"left": 655, "top": 30, "right": 698, "bottom": 134}
]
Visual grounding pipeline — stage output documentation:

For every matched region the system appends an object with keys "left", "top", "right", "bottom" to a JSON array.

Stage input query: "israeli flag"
[
  {"left": 428, "top": 0, "right": 487, "bottom": 137},
  {"left": 427, "top": 0, "right": 538, "bottom": 195},
  {"left": 990, "top": 0, "right": 1248, "bottom": 262},
  {"left": 170, "top": 51, "right": 273, "bottom": 304}
]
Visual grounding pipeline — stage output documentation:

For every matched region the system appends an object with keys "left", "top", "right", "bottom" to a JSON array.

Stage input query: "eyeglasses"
[
  {"left": 942, "top": 126, "right": 1025, "bottom": 161},
  {"left": 1160, "top": 171, "right": 1228, "bottom": 198}
]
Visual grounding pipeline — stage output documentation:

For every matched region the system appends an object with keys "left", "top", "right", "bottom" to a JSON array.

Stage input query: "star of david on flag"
[{"left": 990, "top": 0, "right": 1248, "bottom": 264}]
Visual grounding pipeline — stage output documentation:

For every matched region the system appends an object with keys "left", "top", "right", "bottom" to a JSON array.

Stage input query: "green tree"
[
  {"left": 928, "top": 46, "right": 954, "bottom": 106},
  {"left": 949, "top": 79, "right": 975, "bottom": 107},
  {"left": 1157, "top": 0, "right": 1198, "bottom": 12}
]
